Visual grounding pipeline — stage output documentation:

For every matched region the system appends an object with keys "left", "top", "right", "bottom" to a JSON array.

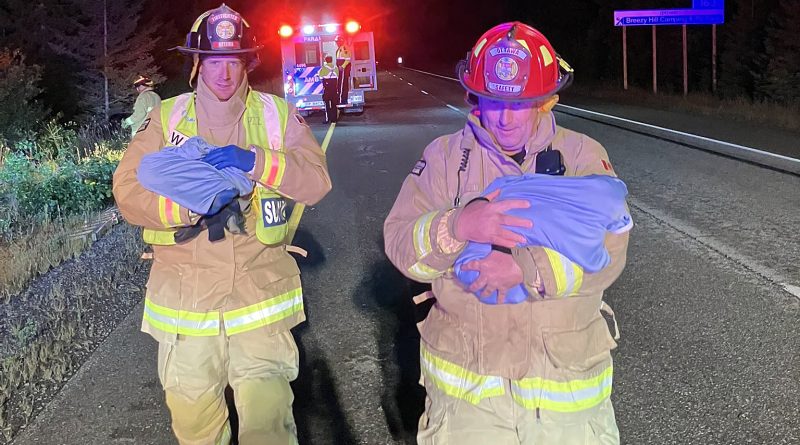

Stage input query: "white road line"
[
  {"left": 629, "top": 198, "right": 800, "bottom": 300},
  {"left": 399, "top": 66, "right": 800, "bottom": 167},
  {"left": 421, "top": 90, "right": 429, "bottom": 95},
  {"left": 783, "top": 284, "right": 800, "bottom": 299},
  {"left": 556, "top": 104, "right": 800, "bottom": 165},
  {"left": 407, "top": 82, "right": 413, "bottom": 86},
  {"left": 445, "top": 104, "right": 465, "bottom": 115},
  {"left": 402, "top": 66, "right": 459, "bottom": 82}
]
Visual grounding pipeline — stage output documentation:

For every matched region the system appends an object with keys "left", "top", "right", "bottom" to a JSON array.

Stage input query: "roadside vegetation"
[
  {"left": 0, "top": 50, "right": 128, "bottom": 299},
  {"left": 0, "top": 49, "right": 142, "bottom": 441}
]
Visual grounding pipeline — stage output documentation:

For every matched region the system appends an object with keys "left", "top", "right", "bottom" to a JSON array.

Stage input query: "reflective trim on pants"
[
  {"left": 421, "top": 344, "right": 614, "bottom": 413},
  {"left": 418, "top": 379, "right": 620, "bottom": 445}
]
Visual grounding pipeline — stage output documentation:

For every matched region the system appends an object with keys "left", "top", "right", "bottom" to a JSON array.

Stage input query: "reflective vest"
[
  {"left": 336, "top": 45, "right": 352, "bottom": 68},
  {"left": 320, "top": 62, "right": 339, "bottom": 79},
  {"left": 142, "top": 90, "right": 290, "bottom": 246}
]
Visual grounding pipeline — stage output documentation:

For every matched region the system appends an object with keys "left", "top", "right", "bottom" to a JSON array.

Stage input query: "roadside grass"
[
  {"left": 0, "top": 120, "right": 125, "bottom": 299},
  {"left": 0, "top": 117, "right": 132, "bottom": 440},
  {"left": 0, "top": 223, "right": 145, "bottom": 442},
  {"left": 0, "top": 214, "right": 95, "bottom": 302}
]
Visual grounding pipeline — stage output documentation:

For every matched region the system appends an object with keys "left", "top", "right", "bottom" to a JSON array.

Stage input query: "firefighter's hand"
[
  {"left": 203, "top": 145, "right": 256, "bottom": 172},
  {"left": 461, "top": 250, "right": 523, "bottom": 303},
  {"left": 453, "top": 189, "right": 532, "bottom": 248}
]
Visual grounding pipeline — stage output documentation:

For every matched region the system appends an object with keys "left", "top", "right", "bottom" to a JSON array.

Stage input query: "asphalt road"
[{"left": 12, "top": 71, "right": 799, "bottom": 445}]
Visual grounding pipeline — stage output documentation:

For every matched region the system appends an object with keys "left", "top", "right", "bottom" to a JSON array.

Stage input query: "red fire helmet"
[{"left": 457, "top": 22, "right": 573, "bottom": 104}]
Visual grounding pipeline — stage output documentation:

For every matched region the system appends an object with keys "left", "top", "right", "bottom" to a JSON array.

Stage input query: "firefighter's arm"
[
  {"left": 513, "top": 231, "right": 629, "bottom": 298},
  {"left": 249, "top": 110, "right": 332, "bottom": 205},
  {"left": 512, "top": 136, "right": 630, "bottom": 298},
  {"left": 112, "top": 108, "right": 198, "bottom": 229},
  {"left": 144, "top": 92, "right": 161, "bottom": 116},
  {"left": 123, "top": 94, "right": 148, "bottom": 128},
  {"left": 384, "top": 140, "right": 465, "bottom": 283}
]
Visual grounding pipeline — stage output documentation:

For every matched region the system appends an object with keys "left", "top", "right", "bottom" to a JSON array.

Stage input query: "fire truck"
[{"left": 278, "top": 20, "right": 377, "bottom": 115}]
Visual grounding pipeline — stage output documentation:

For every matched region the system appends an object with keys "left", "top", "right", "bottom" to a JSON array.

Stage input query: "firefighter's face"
[
  {"left": 199, "top": 56, "right": 246, "bottom": 101},
  {"left": 478, "top": 97, "right": 541, "bottom": 153}
]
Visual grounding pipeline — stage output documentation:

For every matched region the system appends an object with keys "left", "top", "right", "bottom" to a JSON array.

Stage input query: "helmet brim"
[{"left": 456, "top": 59, "right": 573, "bottom": 105}]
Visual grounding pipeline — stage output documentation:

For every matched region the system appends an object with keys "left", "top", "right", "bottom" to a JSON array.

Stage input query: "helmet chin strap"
[
  {"left": 189, "top": 54, "right": 200, "bottom": 88},
  {"left": 538, "top": 95, "right": 559, "bottom": 113}
]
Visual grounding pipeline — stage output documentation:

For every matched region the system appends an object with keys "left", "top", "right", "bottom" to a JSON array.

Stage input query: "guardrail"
[
  {"left": 399, "top": 66, "right": 800, "bottom": 176},
  {"left": 67, "top": 207, "right": 122, "bottom": 243}
]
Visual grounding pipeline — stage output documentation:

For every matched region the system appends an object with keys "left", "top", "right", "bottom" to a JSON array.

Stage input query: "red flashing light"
[
  {"left": 345, "top": 21, "right": 360, "bottom": 33},
  {"left": 278, "top": 25, "right": 293, "bottom": 38}
]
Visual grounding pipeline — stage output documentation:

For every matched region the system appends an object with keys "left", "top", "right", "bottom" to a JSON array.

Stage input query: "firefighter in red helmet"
[{"left": 384, "top": 22, "right": 628, "bottom": 444}]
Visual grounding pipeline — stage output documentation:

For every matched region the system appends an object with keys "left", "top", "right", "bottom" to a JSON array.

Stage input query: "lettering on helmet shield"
[{"left": 261, "top": 197, "right": 287, "bottom": 227}]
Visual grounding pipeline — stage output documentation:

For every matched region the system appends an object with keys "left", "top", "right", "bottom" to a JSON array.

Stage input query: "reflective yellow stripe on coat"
[
  {"left": 144, "top": 288, "right": 304, "bottom": 337},
  {"left": 543, "top": 247, "right": 584, "bottom": 297},
  {"left": 421, "top": 344, "right": 613, "bottom": 413}
]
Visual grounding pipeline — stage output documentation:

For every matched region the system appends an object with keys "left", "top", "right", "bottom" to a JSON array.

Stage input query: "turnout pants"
[
  {"left": 157, "top": 329, "right": 299, "bottom": 445},
  {"left": 336, "top": 61, "right": 352, "bottom": 106},
  {"left": 322, "top": 78, "right": 339, "bottom": 123},
  {"left": 417, "top": 365, "right": 620, "bottom": 445}
]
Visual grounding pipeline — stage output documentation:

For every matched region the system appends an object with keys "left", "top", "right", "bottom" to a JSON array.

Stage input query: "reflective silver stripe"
[
  {"left": 562, "top": 254, "right": 577, "bottom": 296},
  {"left": 510, "top": 374, "right": 613, "bottom": 403},
  {"left": 257, "top": 92, "right": 285, "bottom": 150},
  {"left": 420, "top": 351, "right": 504, "bottom": 401},
  {"left": 223, "top": 293, "right": 303, "bottom": 331},
  {"left": 413, "top": 212, "right": 436, "bottom": 258},
  {"left": 409, "top": 262, "right": 442, "bottom": 280},
  {"left": 143, "top": 303, "right": 220, "bottom": 332}
]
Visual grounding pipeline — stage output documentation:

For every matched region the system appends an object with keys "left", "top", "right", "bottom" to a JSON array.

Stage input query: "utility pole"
[{"left": 103, "top": 0, "right": 109, "bottom": 121}]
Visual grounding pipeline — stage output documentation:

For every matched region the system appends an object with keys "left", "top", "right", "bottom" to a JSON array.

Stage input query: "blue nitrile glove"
[
  {"left": 203, "top": 145, "right": 256, "bottom": 171},
  {"left": 205, "top": 188, "right": 238, "bottom": 216}
]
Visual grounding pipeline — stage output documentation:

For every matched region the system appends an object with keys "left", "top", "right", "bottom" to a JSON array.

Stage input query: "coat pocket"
[
  {"left": 542, "top": 316, "right": 618, "bottom": 372},
  {"left": 246, "top": 251, "right": 301, "bottom": 289},
  {"left": 417, "top": 305, "right": 470, "bottom": 364},
  {"left": 146, "top": 261, "right": 184, "bottom": 302}
]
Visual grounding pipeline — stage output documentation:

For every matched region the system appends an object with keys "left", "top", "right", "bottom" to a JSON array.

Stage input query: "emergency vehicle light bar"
[
  {"left": 278, "top": 25, "right": 293, "bottom": 37},
  {"left": 278, "top": 21, "right": 360, "bottom": 38},
  {"left": 345, "top": 21, "right": 360, "bottom": 33}
]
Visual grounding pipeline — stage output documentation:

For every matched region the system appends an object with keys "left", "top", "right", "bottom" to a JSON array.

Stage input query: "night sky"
[{"left": 147, "top": 0, "right": 744, "bottom": 92}]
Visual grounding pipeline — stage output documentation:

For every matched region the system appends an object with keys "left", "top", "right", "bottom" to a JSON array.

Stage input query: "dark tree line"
[
  {"left": 0, "top": 0, "right": 797, "bottom": 129},
  {"left": 0, "top": 0, "right": 164, "bottom": 122}
]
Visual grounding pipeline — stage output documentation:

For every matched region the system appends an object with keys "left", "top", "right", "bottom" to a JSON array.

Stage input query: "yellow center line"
[{"left": 285, "top": 122, "right": 336, "bottom": 244}]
